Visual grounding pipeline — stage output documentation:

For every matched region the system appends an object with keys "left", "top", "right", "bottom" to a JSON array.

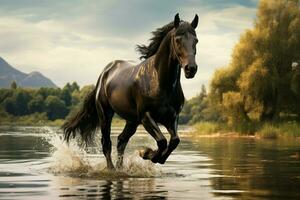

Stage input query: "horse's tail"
[{"left": 62, "top": 87, "right": 100, "bottom": 144}]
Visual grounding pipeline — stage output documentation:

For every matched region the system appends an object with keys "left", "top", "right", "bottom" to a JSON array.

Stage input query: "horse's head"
[{"left": 172, "top": 13, "right": 198, "bottom": 79}]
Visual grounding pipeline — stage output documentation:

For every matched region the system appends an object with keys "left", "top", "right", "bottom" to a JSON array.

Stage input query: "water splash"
[{"left": 42, "top": 127, "right": 161, "bottom": 178}]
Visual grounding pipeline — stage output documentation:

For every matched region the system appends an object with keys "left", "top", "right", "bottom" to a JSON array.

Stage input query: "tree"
[
  {"left": 28, "top": 95, "right": 44, "bottom": 113},
  {"left": 3, "top": 97, "right": 15, "bottom": 115},
  {"left": 45, "top": 95, "right": 69, "bottom": 120},
  {"left": 10, "top": 81, "right": 17, "bottom": 89},
  {"left": 37, "top": 87, "right": 61, "bottom": 99},
  {"left": 3, "top": 90, "right": 32, "bottom": 116},
  {"left": 71, "top": 81, "right": 80, "bottom": 92},
  {"left": 179, "top": 85, "right": 220, "bottom": 124},
  {"left": 60, "top": 88, "right": 72, "bottom": 106},
  {"left": 63, "top": 83, "right": 72, "bottom": 91},
  {"left": 210, "top": 0, "right": 300, "bottom": 122}
]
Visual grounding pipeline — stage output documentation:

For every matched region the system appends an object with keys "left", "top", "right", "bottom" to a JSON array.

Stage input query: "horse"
[{"left": 62, "top": 13, "right": 199, "bottom": 170}]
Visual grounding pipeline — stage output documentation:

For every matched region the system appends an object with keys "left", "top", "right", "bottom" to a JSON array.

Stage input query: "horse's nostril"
[{"left": 190, "top": 66, "right": 197, "bottom": 73}]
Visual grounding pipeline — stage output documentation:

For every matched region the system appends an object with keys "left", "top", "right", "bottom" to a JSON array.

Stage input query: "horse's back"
[{"left": 101, "top": 60, "right": 139, "bottom": 121}]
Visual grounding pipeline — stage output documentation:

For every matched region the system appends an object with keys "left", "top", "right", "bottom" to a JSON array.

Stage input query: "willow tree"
[{"left": 210, "top": 0, "right": 300, "bottom": 122}]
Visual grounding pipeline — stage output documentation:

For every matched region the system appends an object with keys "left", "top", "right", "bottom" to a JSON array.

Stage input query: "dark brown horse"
[{"left": 63, "top": 13, "right": 199, "bottom": 170}]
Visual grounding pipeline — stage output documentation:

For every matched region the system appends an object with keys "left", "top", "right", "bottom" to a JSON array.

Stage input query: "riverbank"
[
  {"left": 1, "top": 112, "right": 299, "bottom": 140},
  {"left": 192, "top": 121, "right": 300, "bottom": 139},
  {"left": 0, "top": 112, "right": 125, "bottom": 127}
]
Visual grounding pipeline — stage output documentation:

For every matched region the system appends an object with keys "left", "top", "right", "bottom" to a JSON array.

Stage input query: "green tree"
[
  {"left": 179, "top": 85, "right": 221, "bottom": 124},
  {"left": 10, "top": 81, "right": 17, "bottom": 89},
  {"left": 63, "top": 83, "right": 72, "bottom": 91},
  {"left": 45, "top": 95, "right": 69, "bottom": 120},
  {"left": 60, "top": 88, "right": 72, "bottom": 106},
  {"left": 3, "top": 97, "right": 15, "bottom": 115},
  {"left": 210, "top": 0, "right": 300, "bottom": 122},
  {"left": 37, "top": 87, "right": 61, "bottom": 99},
  {"left": 28, "top": 95, "right": 44, "bottom": 113},
  {"left": 0, "top": 89, "right": 13, "bottom": 104},
  {"left": 71, "top": 81, "right": 80, "bottom": 92},
  {"left": 3, "top": 90, "right": 32, "bottom": 116}
]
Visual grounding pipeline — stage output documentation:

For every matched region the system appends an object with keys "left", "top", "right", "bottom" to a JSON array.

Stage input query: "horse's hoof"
[
  {"left": 151, "top": 157, "right": 159, "bottom": 163},
  {"left": 157, "top": 159, "right": 166, "bottom": 164},
  {"left": 139, "top": 147, "right": 154, "bottom": 160},
  {"left": 150, "top": 152, "right": 163, "bottom": 163}
]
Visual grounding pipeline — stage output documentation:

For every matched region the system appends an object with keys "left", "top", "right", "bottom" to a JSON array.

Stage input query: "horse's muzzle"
[{"left": 184, "top": 65, "right": 197, "bottom": 79}]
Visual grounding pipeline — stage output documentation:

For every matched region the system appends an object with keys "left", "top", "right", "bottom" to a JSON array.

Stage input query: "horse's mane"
[{"left": 136, "top": 21, "right": 176, "bottom": 60}]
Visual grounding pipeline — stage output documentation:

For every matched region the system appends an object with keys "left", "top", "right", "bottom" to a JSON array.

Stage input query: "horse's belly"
[{"left": 108, "top": 88, "right": 138, "bottom": 121}]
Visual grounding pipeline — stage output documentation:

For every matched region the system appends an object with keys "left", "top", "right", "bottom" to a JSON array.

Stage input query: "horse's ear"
[
  {"left": 174, "top": 13, "right": 180, "bottom": 29},
  {"left": 191, "top": 14, "right": 198, "bottom": 29}
]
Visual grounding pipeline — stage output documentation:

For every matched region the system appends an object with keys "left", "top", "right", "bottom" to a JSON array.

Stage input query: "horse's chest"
[
  {"left": 136, "top": 64, "right": 159, "bottom": 97},
  {"left": 151, "top": 98, "right": 181, "bottom": 121}
]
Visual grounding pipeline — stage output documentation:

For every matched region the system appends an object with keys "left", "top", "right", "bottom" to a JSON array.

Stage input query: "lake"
[{"left": 0, "top": 126, "right": 300, "bottom": 200}]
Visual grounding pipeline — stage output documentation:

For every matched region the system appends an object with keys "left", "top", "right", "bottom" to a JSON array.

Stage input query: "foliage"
[
  {"left": 45, "top": 95, "right": 68, "bottom": 120},
  {"left": 186, "top": 0, "right": 300, "bottom": 137},
  {"left": 28, "top": 94, "right": 44, "bottom": 113},
  {"left": 3, "top": 89, "right": 33, "bottom": 116},
  {"left": 0, "top": 82, "right": 92, "bottom": 125},
  {"left": 179, "top": 85, "right": 222, "bottom": 124},
  {"left": 278, "top": 121, "right": 300, "bottom": 137},
  {"left": 193, "top": 121, "right": 300, "bottom": 138},
  {"left": 210, "top": 0, "right": 300, "bottom": 123},
  {"left": 256, "top": 122, "right": 300, "bottom": 139},
  {"left": 193, "top": 122, "right": 229, "bottom": 135},
  {"left": 10, "top": 81, "right": 17, "bottom": 89},
  {"left": 257, "top": 123, "right": 281, "bottom": 139}
]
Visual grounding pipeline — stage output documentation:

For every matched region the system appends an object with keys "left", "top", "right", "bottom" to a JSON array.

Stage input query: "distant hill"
[{"left": 0, "top": 57, "right": 57, "bottom": 88}]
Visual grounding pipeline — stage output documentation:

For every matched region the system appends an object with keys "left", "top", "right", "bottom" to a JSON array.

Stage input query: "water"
[{"left": 0, "top": 126, "right": 300, "bottom": 200}]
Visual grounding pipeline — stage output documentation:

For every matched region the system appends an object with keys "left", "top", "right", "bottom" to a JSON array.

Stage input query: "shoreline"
[
  {"left": 181, "top": 132, "right": 256, "bottom": 138},
  {"left": 1, "top": 122, "right": 299, "bottom": 140}
]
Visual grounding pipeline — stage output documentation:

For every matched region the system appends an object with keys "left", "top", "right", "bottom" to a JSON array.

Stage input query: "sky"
[{"left": 0, "top": 0, "right": 259, "bottom": 98}]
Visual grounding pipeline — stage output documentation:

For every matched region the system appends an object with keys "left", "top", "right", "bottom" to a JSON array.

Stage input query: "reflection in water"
[
  {"left": 53, "top": 177, "right": 167, "bottom": 199},
  {"left": 189, "top": 137, "right": 300, "bottom": 199},
  {"left": 0, "top": 126, "right": 300, "bottom": 199}
]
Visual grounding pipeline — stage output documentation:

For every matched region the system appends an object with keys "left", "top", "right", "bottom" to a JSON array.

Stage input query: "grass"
[
  {"left": 193, "top": 122, "right": 229, "bottom": 135},
  {"left": 256, "top": 121, "right": 300, "bottom": 139},
  {"left": 193, "top": 121, "right": 300, "bottom": 139},
  {"left": 256, "top": 123, "right": 280, "bottom": 139}
]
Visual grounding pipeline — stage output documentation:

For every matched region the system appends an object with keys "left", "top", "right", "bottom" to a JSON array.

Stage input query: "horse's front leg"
[
  {"left": 158, "top": 117, "right": 180, "bottom": 164},
  {"left": 140, "top": 112, "right": 167, "bottom": 163}
]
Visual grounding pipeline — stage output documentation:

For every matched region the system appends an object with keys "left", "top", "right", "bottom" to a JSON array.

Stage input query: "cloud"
[
  {"left": 0, "top": 16, "right": 142, "bottom": 87},
  {"left": 0, "top": 1, "right": 257, "bottom": 98},
  {"left": 180, "top": 5, "right": 256, "bottom": 97}
]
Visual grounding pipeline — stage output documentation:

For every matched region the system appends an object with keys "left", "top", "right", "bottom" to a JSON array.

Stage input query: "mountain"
[{"left": 0, "top": 57, "right": 57, "bottom": 88}]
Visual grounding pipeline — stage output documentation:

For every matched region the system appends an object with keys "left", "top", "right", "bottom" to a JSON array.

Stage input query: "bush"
[
  {"left": 277, "top": 122, "right": 300, "bottom": 138},
  {"left": 194, "top": 122, "right": 228, "bottom": 135},
  {"left": 232, "top": 121, "right": 260, "bottom": 135},
  {"left": 257, "top": 123, "right": 280, "bottom": 139}
]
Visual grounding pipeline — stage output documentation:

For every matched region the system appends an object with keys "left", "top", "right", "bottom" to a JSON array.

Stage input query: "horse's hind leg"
[
  {"left": 99, "top": 107, "right": 115, "bottom": 170},
  {"left": 116, "top": 121, "right": 138, "bottom": 169}
]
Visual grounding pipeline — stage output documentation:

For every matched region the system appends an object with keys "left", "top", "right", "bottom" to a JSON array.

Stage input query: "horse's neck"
[{"left": 154, "top": 34, "right": 181, "bottom": 93}]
